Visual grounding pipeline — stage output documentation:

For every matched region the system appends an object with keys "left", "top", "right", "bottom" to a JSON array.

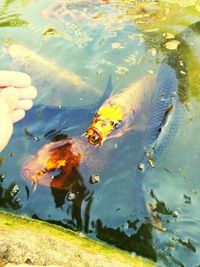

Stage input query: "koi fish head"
[{"left": 85, "top": 104, "right": 123, "bottom": 146}]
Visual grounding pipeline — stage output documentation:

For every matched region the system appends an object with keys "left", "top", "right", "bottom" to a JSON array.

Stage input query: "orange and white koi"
[
  {"left": 85, "top": 75, "right": 156, "bottom": 145},
  {"left": 21, "top": 137, "right": 84, "bottom": 189}
]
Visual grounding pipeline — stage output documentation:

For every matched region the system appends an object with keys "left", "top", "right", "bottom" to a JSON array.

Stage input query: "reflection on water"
[{"left": 0, "top": 0, "right": 200, "bottom": 266}]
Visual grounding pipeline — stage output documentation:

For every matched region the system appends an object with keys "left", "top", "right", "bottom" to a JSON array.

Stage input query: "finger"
[
  {"left": 11, "top": 109, "right": 25, "bottom": 123},
  {"left": 16, "top": 99, "right": 33, "bottom": 110},
  {"left": 0, "top": 87, "right": 19, "bottom": 111},
  {"left": 16, "top": 85, "right": 37, "bottom": 99},
  {"left": 0, "top": 70, "right": 31, "bottom": 88},
  {"left": 0, "top": 107, "right": 13, "bottom": 152}
]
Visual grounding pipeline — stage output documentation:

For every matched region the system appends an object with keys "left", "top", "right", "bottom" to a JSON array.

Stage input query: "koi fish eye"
[
  {"left": 114, "top": 122, "right": 121, "bottom": 129},
  {"left": 92, "top": 132, "right": 100, "bottom": 142},
  {"left": 110, "top": 121, "right": 122, "bottom": 130}
]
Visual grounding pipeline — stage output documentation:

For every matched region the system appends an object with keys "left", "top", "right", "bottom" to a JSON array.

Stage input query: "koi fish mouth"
[{"left": 85, "top": 127, "right": 103, "bottom": 146}]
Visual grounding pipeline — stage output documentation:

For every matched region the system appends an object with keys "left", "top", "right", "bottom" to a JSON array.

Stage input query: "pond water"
[{"left": 0, "top": 0, "right": 200, "bottom": 266}]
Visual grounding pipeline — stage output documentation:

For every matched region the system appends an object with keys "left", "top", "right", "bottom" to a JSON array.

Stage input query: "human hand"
[{"left": 0, "top": 70, "right": 37, "bottom": 152}]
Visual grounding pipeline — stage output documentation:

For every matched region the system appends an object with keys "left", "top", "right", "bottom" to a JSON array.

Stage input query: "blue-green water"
[{"left": 0, "top": 1, "right": 200, "bottom": 266}]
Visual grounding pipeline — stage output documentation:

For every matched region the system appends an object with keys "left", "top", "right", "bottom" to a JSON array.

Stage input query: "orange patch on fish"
[{"left": 21, "top": 138, "right": 84, "bottom": 189}]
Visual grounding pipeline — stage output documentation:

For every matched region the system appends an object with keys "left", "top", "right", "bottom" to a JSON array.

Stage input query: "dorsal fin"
[{"left": 91, "top": 75, "right": 113, "bottom": 112}]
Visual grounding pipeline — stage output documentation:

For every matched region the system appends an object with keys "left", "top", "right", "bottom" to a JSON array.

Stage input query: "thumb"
[
  {"left": 0, "top": 87, "right": 19, "bottom": 112},
  {"left": 0, "top": 102, "right": 13, "bottom": 152},
  {"left": 0, "top": 90, "right": 18, "bottom": 152}
]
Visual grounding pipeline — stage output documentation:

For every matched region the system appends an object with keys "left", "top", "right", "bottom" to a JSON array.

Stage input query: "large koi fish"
[{"left": 85, "top": 63, "right": 188, "bottom": 172}]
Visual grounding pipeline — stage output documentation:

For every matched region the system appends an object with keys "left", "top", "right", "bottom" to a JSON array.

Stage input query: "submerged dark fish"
[{"left": 6, "top": 44, "right": 100, "bottom": 107}]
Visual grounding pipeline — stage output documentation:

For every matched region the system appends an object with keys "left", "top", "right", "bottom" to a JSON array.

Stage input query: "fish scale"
[{"left": 138, "top": 64, "right": 187, "bottom": 174}]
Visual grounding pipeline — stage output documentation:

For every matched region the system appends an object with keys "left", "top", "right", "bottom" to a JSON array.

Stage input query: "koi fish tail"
[
  {"left": 132, "top": 175, "right": 150, "bottom": 222},
  {"left": 131, "top": 165, "right": 168, "bottom": 231}
]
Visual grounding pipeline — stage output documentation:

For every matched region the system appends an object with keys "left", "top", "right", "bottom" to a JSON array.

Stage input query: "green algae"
[{"left": 0, "top": 211, "right": 156, "bottom": 267}]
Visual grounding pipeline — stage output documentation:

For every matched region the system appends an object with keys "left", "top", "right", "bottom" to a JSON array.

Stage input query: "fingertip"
[
  {"left": 0, "top": 87, "right": 19, "bottom": 111},
  {"left": 17, "top": 85, "right": 37, "bottom": 100},
  {"left": 17, "top": 99, "right": 33, "bottom": 110},
  {"left": 0, "top": 113, "right": 13, "bottom": 152},
  {"left": 30, "top": 85, "right": 37, "bottom": 99},
  {"left": 13, "top": 71, "right": 32, "bottom": 87},
  {"left": 11, "top": 109, "right": 26, "bottom": 123},
  {"left": 0, "top": 71, "right": 32, "bottom": 87},
  {"left": 21, "top": 72, "right": 32, "bottom": 86}
]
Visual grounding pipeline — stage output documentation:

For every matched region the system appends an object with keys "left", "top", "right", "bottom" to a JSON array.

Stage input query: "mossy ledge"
[{"left": 0, "top": 211, "right": 156, "bottom": 267}]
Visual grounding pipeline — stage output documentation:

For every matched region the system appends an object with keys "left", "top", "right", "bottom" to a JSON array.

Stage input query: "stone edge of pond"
[{"left": 0, "top": 211, "right": 157, "bottom": 267}]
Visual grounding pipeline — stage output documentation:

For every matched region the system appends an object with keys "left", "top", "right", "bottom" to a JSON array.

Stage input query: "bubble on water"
[
  {"left": 180, "top": 70, "right": 186, "bottom": 75},
  {"left": 112, "top": 42, "right": 125, "bottom": 49},
  {"left": 24, "top": 127, "right": 40, "bottom": 141},
  {"left": 173, "top": 210, "right": 179, "bottom": 218},
  {"left": 13, "top": 197, "right": 20, "bottom": 204},
  {"left": 66, "top": 192, "right": 76, "bottom": 201},
  {"left": 89, "top": 174, "right": 100, "bottom": 184},
  {"left": 160, "top": 95, "right": 166, "bottom": 102},
  {"left": 115, "top": 66, "right": 128, "bottom": 75},
  {"left": 164, "top": 40, "right": 180, "bottom": 50},
  {"left": 148, "top": 48, "right": 157, "bottom": 56},
  {"left": 13, "top": 197, "right": 22, "bottom": 210},
  {"left": 163, "top": 32, "right": 175, "bottom": 39},
  {"left": 10, "top": 184, "right": 20, "bottom": 199},
  {"left": 148, "top": 69, "right": 154, "bottom": 75},
  {"left": 125, "top": 54, "right": 138, "bottom": 65},
  {"left": 138, "top": 163, "right": 145, "bottom": 171},
  {"left": 0, "top": 173, "right": 5, "bottom": 182},
  {"left": 9, "top": 152, "right": 14, "bottom": 157}
]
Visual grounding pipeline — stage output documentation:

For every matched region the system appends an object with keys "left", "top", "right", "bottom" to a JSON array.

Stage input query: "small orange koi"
[
  {"left": 21, "top": 138, "right": 84, "bottom": 190},
  {"left": 85, "top": 75, "right": 156, "bottom": 145}
]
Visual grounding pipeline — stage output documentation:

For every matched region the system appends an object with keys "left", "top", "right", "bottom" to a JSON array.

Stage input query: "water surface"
[{"left": 0, "top": 1, "right": 200, "bottom": 266}]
